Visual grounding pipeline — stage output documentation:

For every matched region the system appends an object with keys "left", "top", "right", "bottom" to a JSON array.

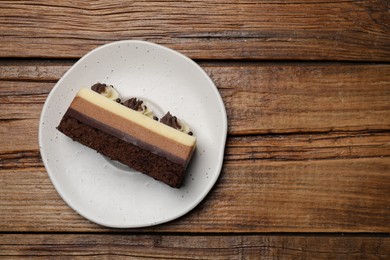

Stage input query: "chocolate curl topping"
[
  {"left": 91, "top": 83, "right": 108, "bottom": 94},
  {"left": 123, "top": 98, "right": 144, "bottom": 111},
  {"left": 160, "top": 111, "right": 181, "bottom": 130}
]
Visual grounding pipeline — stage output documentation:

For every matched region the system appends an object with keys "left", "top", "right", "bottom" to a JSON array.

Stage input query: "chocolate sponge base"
[{"left": 57, "top": 115, "right": 186, "bottom": 188}]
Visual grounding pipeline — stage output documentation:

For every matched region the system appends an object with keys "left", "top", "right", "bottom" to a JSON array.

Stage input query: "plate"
[{"left": 39, "top": 40, "right": 227, "bottom": 228}]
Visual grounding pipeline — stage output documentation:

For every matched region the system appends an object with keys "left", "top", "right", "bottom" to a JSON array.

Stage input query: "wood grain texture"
[
  {"left": 0, "top": 234, "right": 389, "bottom": 259},
  {"left": 1, "top": 80, "right": 390, "bottom": 232},
  {"left": 212, "top": 63, "right": 390, "bottom": 134},
  {"left": 1, "top": 62, "right": 390, "bottom": 135},
  {"left": 226, "top": 131, "right": 390, "bottom": 162},
  {"left": 1, "top": 62, "right": 389, "bottom": 232},
  {"left": 1, "top": 0, "right": 389, "bottom": 256},
  {"left": 1, "top": 156, "right": 389, "bottom": 232},
  {"left": 0, "top": 1, "right": 389, "bottom": 61}
]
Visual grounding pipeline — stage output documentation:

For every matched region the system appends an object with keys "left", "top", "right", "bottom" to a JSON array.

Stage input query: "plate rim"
[{"left": 38, "top": 40, "right": 227, "bottom": 228}]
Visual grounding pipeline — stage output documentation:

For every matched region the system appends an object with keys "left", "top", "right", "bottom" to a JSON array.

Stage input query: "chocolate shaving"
[
  {"left": 160, "top": 112, "right": 181, "bottom": 130},
  {"left": 91, "top": 83, "right": 108, "bottom": 94},
  {"left": 123, "top": 98, "right": 144, "bottom": 111}
]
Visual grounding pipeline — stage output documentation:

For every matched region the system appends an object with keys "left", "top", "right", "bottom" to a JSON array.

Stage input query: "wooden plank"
[
  {"left": 214, "top": 63, "right": 390, "bottom": 134},
  {"left": 0, "top": 1, "right": 389, "bottom": 61},
  {"left": 1, "top": 156, "right": 389, "bottom": 232},
  {"left": 226, "top": 132, "right": 390, "bottom": 161},
  {"left": 1, "top": 63, "right": 390, "bottom": 135},
  {"left": 0, "top": 234, "right": 389, "bottom": 259}
]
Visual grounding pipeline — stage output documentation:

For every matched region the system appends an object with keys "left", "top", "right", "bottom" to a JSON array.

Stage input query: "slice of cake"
[{"left": 57, "top": 86, "right": 196, "bottom": 188}]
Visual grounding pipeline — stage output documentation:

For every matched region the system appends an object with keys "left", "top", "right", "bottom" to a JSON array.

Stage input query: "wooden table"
[{"left": 1, "top": 1, "right": 390, "bottom": 258}]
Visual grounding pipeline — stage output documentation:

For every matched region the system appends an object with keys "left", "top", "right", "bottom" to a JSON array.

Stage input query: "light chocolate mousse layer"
[{"left": 57, "top": 88, "right": 196, "bottom": 187}]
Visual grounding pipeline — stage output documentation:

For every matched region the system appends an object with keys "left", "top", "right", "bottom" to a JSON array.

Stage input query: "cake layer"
[
  {"left": 68, "top": 89, "right": 196, "bottom": 166},
  {"left": 58, "top": 116, "right": 185, "bottom": 188}
]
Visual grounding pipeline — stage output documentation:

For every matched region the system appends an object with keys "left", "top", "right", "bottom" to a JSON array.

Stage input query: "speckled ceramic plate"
[{"left": 39, "top": 40, "right": 227, "bottom": 228}]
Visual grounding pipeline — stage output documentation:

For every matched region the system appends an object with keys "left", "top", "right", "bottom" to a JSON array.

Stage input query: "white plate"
[{"left": 39, "top": 40, "right": 227, "bottom": 228}]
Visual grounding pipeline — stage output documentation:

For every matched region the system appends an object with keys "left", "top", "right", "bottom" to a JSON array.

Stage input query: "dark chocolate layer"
[{"left": 57, "top": 115, "right": 186, "bottom": 188}]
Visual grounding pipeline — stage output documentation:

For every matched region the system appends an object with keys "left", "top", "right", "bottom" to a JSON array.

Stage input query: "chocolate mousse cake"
[{"left": 57, "top": 84, "right": 196, "bottom": 188}]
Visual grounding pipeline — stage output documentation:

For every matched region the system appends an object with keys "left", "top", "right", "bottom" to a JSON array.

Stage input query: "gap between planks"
[{"left": 0, "top": 231, "right": 389, "bottom": 237}]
